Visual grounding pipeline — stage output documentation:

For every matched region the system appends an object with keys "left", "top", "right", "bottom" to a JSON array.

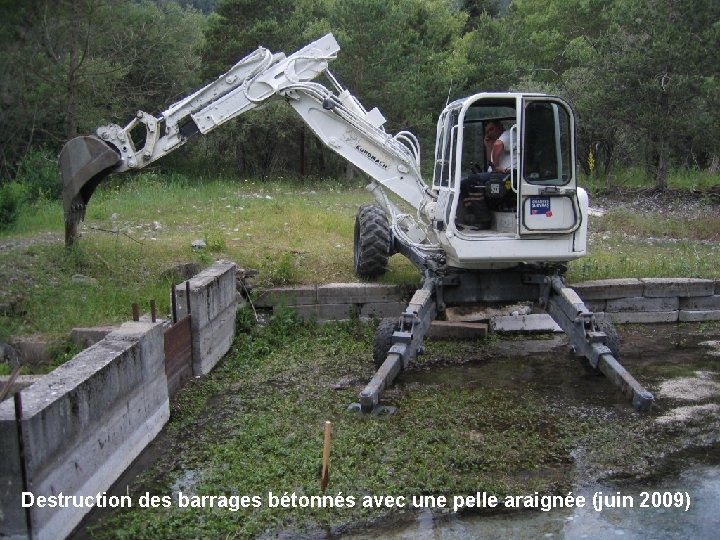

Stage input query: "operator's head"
[{"left": 484, "top": 120, "right": 504, "bottom": 140}]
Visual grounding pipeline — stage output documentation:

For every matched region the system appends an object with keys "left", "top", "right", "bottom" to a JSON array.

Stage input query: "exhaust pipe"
[{"left": 59, "top": 136, "right": 121, "bottom": 246}]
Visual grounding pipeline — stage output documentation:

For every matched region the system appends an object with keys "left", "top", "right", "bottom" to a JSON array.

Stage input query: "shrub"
[
  {"left": 15, "top": 147, "right": 61, "bottom": 201},
  {"left": 0, "top": 181, "right": 28, "bottom": 230}
]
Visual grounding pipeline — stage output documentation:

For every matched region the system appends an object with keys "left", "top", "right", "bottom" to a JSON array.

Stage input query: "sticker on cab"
[{"left": 529, "top": 197, "right": 552, "bottom": 216}]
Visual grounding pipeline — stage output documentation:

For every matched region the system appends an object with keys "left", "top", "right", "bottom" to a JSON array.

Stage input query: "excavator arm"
[{"left": 60, "top": 33, "right": 430, "bottom": 245}]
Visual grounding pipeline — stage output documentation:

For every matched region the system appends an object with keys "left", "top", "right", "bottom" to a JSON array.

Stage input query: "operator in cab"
[{"left": 483, "top": 120, "right": 516, "bottom": 174}]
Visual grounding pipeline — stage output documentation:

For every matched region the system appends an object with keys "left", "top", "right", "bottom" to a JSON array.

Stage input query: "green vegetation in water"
[{"left": 85, "top": 312, "right": 714, "bottom": 540}]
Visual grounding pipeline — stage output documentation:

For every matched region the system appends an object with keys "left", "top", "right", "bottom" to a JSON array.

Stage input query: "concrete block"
[
  {"left": 0, "top": 399, "right": 26, "bottom": 538},
  {"left": 427, "top": 321, "right": 488, "bottom": 340},
  {"left": 192, "top": 301, "right": 237, "bottom": 375},
  {"left": 253, "top": 285, "right": 317, "bottom": 308},
  {"left": 606, "top": 296, "right": 679, "bottom": 313},
  {"left": 571, "top": 278, "right": 644, "bottom": 300},
  {"left": 679, "top": 310, "right": 720, "bottom": 322},
  {"left": 0, "top": 375, "right": 42, "bottom": 396},
  {"left": 173, "top": 261, "right": 238, "bottom": 375},
  {"left": 679, "top": 295, "right": 720, "bottom": 310},
  {"left": 584, "top": 300, "right": 607, "bottom": 313},
  {"left": 317, "top": 283, "right": 406, "bottom": 304},
  {"left": 490, "top": 314, "right": 562, "bottom": 333},
  {"left": 715, "top": 280, "right": 720, "bottom": 295},
  {"left": 359, "top": 302, "right": 407, "bottom": 320},
  {"left": 606, "top": 311, "right": 679, "bottom": 324},
  {"left": 70, "top": 326, "right": 117, "bottom": 349},
  {"left": 0, "top": 321, "right": 168, "bottom": 540},
  {"left": 641, "top": 278, "right": 715, "bottom": 298},
  {"left": 186, "top": 261, "right": 238, "bottom": 328},
  {"left": 291, "top": 303, "right": 359, "bottom": 321},
  {"left": 8, "top": 335, "right": 59, "bottom": 368}
]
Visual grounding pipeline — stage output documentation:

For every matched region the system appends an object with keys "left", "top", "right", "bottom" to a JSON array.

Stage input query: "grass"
[
  {"left": 0, "top": 170, "right": 718, "bottom": 343},
  {"left": 582, "top": 167, "right": 720, "bottom": 191},
  {"left": 85, "top": 311, "right": 720, "bottom": 539},
  {"left": 2, "top": 171, "right": 718, "bottom": 538}
]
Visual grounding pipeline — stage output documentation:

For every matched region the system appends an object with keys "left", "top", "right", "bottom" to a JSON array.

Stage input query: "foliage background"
[{"left": 1, "top": 0, "right": 718, "bottom": 199}]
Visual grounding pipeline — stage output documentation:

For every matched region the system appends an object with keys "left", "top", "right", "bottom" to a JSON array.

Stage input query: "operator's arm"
[{"left": 491, "top": 138, "right": 506, "bottom": 173}]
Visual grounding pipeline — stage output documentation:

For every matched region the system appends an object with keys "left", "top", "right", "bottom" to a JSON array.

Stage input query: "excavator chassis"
[{"left": 350, "top": 266, "right": 654, "bottom": 414}]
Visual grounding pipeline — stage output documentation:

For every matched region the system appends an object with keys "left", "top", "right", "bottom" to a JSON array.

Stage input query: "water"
[
  {"left": 342, "top": 451, "right": 720, "bottom": 539},
  {"left": 340, "top": 324, "right": 720, "bottom": 540}
]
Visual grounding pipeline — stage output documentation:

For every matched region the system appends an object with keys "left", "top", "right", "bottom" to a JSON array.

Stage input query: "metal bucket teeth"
[{"left": 59, "top": 135, "right": 120, "bottom": 245}]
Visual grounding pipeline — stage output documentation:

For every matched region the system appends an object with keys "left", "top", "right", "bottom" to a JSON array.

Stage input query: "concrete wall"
[
  {"left": 253, "top": 282, "right": 411, "bottom": 322},
  {"left": 572, "top": 278, "right": 720, "bottom": 323},
  {"left": 173, "top": 260, "right": 238, "bottom": 375},
  {"left": 255, "top": 278, "right": 720, "bottom": 324},
  {"left": 0, "top": 321, "right": 168, "bottom": 540}
]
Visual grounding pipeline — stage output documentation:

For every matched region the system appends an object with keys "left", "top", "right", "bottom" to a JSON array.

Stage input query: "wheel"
[
  {"left": 598, "top": 317, "right": 620, "bottom": 358},
  {"left": 353, "top": 204, "right": 392, "bottom": 279},
  {"left": 373, "top": 317, "right": 398, "bottom": 370}
]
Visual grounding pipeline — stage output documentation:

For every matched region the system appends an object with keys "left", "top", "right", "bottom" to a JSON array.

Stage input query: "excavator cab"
[{"left": 431, "top": 93, "right": 587, "bottom": 268}]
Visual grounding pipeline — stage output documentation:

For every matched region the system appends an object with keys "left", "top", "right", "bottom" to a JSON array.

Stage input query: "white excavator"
[{"left": 59, "top": 34, "right": 653, "bottom": 413}]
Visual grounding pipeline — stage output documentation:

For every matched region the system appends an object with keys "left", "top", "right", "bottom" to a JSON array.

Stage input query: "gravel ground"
[{"left": 588, "top": 187, "right": 719, "bottom": 219}]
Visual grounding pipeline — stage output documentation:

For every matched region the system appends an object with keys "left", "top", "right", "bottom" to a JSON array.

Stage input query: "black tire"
[
  {"left": 373, "top": 317, "right": 398, "bottom": 370},
  {"left": 598, "top": 317, "right": 621, "bottom": 358},
  {"left": 353, "top": 204, "right": 392, "bottom": 279}
]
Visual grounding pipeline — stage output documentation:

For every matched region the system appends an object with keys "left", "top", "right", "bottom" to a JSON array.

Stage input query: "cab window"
[{"left": 523, "top": 102, "right": 572, "bottom": 186}]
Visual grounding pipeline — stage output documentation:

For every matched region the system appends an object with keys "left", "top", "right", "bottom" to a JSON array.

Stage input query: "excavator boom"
[{"left": 59, "top": 33, "right": 429, "bottom": 245}]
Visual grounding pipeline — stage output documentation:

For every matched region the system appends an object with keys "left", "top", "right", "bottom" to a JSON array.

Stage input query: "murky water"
[{"left": 342, "top": 448, "right": 720, "bottom": 540}]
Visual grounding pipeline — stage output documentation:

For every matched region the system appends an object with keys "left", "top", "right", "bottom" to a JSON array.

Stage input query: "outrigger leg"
[
  {"left": 542, "top": 276, "right": 654, "bottom": 412},
  {"left": 349, "top": 273, "right": 439, "bottom": 414}
]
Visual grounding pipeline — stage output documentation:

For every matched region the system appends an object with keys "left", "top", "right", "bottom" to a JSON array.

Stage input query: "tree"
[
  {"left": 598, "top": 0, "right": 720, "bottom": 188},
  {"left": 0, "top": 0, "right": 205, "bottom": 182}
]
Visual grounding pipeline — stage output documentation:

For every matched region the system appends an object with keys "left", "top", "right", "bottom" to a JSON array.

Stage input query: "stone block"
[
  {"left": 606, "top": 311, "right": 679, "bottom": 324},
  {"left": 679, "top": 310, "right": 720, "bottom": 322},
  {"left": 641, "top": 278, "right": 715, "bottom": 298},
  {"left": 490, "top": 314, "right": 562, "bottom": 333},
  {"left": 571, "top": 278, "right": 644, "bottom": 300},
  {"left": 252, "top": 285, "right": 318, "bottom": 308},
  {"left": 679, "top": 295, "right": 720, "bottom": 310},
  {"left": 606, "top": 296, "right": 679, "bottom": 313},
  {"left": 427, "top": 321, "right": 488, "bottom": 340},
  {"left": 317, "top": 283, "right": 406, "bottom": 304}
]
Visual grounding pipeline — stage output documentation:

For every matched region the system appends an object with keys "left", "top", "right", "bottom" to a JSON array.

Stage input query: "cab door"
[
  {"left": 432, "top": 108, "right": 460, "bottom": 231},
  {"left": 519, "top": 98, "right": 581, "bottom": 235}
]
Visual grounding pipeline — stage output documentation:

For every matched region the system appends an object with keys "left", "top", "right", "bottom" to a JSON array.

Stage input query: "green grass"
[
  {"left": 1, "top": 171, "right": 718, "bottom": 342},
  {"left": 582, "top": 167, "right": 720, "bottom": 191},
  {"left": 85, "top": 312, "right": 719, "bottom": 539},
  {"left": 0, "top": 174, "right": 417, "bottom": 340}
]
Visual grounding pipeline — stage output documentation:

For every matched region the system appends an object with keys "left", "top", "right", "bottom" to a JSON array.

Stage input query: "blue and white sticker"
[{"left": 530, "top": 197, "right": 552, "bottom": 216}]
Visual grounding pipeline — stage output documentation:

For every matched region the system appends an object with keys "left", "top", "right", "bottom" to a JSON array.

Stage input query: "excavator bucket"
[{"left": 59, "top": 135, "right": 121, "bottom": 246}]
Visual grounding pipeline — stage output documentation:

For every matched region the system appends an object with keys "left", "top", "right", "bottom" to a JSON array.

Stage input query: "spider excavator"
[{"left": 59, "top": 34, "right": 654, "bottom": 414}]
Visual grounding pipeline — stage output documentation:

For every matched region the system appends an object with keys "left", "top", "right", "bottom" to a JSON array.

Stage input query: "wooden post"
[{"left": 320, "top": 421, "right": 332, "bottom": 491}]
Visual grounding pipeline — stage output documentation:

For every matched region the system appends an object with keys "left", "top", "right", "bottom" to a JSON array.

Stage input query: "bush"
[
  {"left": 0, "top": 181, "right": 28, "bottom": 230},
  {"left": 15, "top": 147, "right": 61, "bottom": 201}
]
